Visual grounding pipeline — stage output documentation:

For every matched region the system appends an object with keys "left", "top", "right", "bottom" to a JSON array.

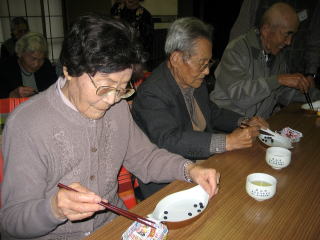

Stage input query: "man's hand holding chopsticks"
[
  {"left": 244, "top": 116, "right": 269, "bottom": 130},
  {"left": 51, "top": 182, "right": 106, "bottom": 221},
  {"left": 277, "top": 73, "right": 313, "bottom": 93}
]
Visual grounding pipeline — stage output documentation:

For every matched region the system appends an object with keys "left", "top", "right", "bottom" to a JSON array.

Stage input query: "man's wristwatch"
[{"left": 305, "top": 73, "right": 316, "bottom": 78}]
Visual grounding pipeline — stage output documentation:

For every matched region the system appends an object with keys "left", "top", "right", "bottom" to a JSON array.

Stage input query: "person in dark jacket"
[
  {"left": 0, "top": 32, "right": 57, "bottom": 98},
  {"left": 132, "top": 17, "right": 268, "bottom": 198}
]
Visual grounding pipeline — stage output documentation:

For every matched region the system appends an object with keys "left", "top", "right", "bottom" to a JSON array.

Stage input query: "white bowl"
[
  {"left": 301, "top": 100, "right": 320, "bottom": 111},
  {"left": 246, "top": 173, "right": 277, "bottom": 201},
  {"left": 266, "top": 147, "right": 291, "bottom": 170},
  {"left": 148, "top": 185, "right": 209, "bottom": 222},
  {"left": 258, "top": 128, "right": 292, "bottom": 149}
]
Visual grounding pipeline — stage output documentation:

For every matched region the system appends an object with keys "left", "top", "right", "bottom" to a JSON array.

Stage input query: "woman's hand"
[
  {"left": 187, "top": 164, "right": 220, "bottom": 198},
  {"left": 51, "top": 182, "right": 105, "bottom": 221}
]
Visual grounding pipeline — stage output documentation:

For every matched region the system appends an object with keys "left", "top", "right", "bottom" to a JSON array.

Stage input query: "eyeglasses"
[
  {"left": 186, "top": 57, "right": 215, "bottom": 72},
  {"left": 199, "top": 58, "right": 215, "bottom": 72},
  {"left": 87, "top": 73, "right": 135, "bottom": 99}
]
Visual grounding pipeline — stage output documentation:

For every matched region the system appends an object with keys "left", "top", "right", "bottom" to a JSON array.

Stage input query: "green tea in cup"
[{"left": 251, "top": 181, "right": 272, "bottom": 187}]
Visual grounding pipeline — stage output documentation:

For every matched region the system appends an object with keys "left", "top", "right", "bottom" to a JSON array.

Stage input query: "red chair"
[
  {"left": 128, "top": 71, "right": 152, "bottom": 109},
  {"left": 133, "top": 71, "right": 151, "bottom": 89},
  {"left": 117, "top": 166, "right": 137, "bottom": 209}
]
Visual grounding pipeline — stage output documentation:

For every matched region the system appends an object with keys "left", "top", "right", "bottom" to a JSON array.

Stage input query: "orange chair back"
[
  {"left": 133, "top": 71, "right": 151, "bottom": 89},
  {"left": 117, "top": 166, "right": 137, "bottom": 209}
]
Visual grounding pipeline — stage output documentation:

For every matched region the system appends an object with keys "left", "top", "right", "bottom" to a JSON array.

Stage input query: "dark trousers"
[{"left": 137, "top": 179, "right": 169, "bottom": 199}]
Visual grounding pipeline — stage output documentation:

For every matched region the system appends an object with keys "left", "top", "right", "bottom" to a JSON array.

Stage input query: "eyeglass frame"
[
  {"left": 87, "top": 73, "right": 135, "bottom": 99},
  {"left": 183, "top": 54, "right": 215, "bottom": 72}
]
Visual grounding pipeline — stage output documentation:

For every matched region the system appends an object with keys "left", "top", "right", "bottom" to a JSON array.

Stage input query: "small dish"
[
  {"left": 148, "top": 185, "right": 209, "bottom": 223},
  {"left": 301, "top": 100, "right": 320, "bottom": 114},
  {"left": 258, "top": 128, "right": 292, "bottom": 149},
  {"left": 246, "top": 173, "right": 277, "bottom": 201}
]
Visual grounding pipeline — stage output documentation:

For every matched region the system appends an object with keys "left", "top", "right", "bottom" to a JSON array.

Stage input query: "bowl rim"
[
  {"left": 246, "top": 173, "right": 277, "bottom": 186},
  {"left": 266, "top": 146, "right": 291, "bottom": 156}
]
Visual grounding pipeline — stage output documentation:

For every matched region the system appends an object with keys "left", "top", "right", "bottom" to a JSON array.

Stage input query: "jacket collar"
[{"left": 245, "top": 28, "right": 264, "bottom": 60}]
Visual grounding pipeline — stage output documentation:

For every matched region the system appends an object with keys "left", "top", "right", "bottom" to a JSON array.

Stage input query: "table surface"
[{"left": 86, "top": 104, "right": 320, "bottom": 240}]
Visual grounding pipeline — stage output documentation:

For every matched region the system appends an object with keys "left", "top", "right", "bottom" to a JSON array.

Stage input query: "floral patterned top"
[{"left": 111, "top": 3, "right": 154, "bottom": 55}]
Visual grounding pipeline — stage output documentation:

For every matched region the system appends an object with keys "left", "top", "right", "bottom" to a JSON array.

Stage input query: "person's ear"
[
  {"left": 63, "top": 67, "right": 72, "bottom": 81},
  {"left": 260, "top": 23, "right": 271, "bottom": 38},
  {"left": 169, "top": 51, "right": 184, "bottom": 68}
]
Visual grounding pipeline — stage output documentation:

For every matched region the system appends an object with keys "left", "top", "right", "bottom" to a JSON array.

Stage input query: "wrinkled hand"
[
  {"left": 246, "top": 116, "right": 269, "bottom": 129},
  {"left": 9, "top": 86, "right": 37, "bottom": 98},
  {"left": 187, "top": 164, "right": 220, "bottom": 198},
  {"left": 226, "top": 127, "right": 259, "bottom": 151},
  {"left": 51, "top": 182, "right": 105, "bottom": 221},
  {"left": 278, "top": 73, "right": 312, "bottom": 93}
]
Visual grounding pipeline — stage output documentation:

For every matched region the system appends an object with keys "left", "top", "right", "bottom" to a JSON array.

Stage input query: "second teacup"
[{"left": 266, "top": 146, "right": 291, "bottom": 170}]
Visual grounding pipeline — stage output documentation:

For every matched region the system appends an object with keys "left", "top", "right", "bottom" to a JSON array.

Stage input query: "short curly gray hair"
[
  {"left": 165, "top": 17, "right": 213, "bottom": 57},
  {"left": 15, "top": 32, "right": 48, "bottom": 57}
]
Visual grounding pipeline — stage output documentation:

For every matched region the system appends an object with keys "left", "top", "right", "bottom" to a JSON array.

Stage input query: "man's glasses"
[
  {"left": 87, "top": 73, "right": 135, "bottom": 99},
  {"left": 198, "top": 58, "right": 215, "bottom": 72},
  {"left": 186, "top": 57, "right": 215, "bottom": 72}
]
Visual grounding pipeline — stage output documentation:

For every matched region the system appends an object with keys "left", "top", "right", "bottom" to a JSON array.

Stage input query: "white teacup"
[
  {"left": 246, "top": 173, "right": 277, "bottom": 201},
  {"left": 266, "top": 147, "right": 291, "bottom": 170}
]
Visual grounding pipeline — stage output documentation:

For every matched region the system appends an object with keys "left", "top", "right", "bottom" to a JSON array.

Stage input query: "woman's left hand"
[{"left": 187, "top": 164, "right": 220, "bottom": 198}]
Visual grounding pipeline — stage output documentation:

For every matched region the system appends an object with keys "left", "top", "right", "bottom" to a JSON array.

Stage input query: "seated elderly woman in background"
[
  {"left": 0, "top": 32, "right": 57, "bottom": 98},
  {"left": 0, "top": 15, "right": 219, "bottom": 239},
  {"left": 132, "top": 17, "right": 269, "bottom": 198}
]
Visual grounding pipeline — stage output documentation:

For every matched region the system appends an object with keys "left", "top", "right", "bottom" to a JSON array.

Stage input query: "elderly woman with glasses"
[
  {"left": 132, "top": 17, "right": 269, "bottom": 198},
  {"left": 0, "top": 15, "right": 220, "bottom": 239},
  {"left": 0, "top": 32, "right": 57, "bottom": 98}
]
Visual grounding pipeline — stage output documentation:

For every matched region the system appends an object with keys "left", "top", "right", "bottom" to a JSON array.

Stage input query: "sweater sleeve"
[
  {"left": 0, "top": 120, "right": 65, "bottom": 238},
  {"left": 122, "top": 105, "right": 188, "bottom": 184}
]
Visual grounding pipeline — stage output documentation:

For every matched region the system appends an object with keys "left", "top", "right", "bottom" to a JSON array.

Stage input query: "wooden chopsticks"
[
  {"left": 240, "top": 123, "right": 273, "bottom": 136},
  {"left": 57, "top": 183, "right": 156, "bottom": 228},
  {"left": 304, "top": 92, "right": 314, "bottom": 111}
]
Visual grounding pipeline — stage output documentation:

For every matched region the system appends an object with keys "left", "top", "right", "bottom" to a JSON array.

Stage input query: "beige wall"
[{"left": 140, "top": 0, "right": 177, "bottom": 15}]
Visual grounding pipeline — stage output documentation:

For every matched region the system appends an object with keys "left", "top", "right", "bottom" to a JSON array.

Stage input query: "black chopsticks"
[
  {"left": 304, "top": 92, "right": 314, "bottom": 111},
  {"left": 57, "top": 183, "right": 156, "bottom": 228},
  {"left": 240, "top": 123, "right": 273, "bottom": 136}
]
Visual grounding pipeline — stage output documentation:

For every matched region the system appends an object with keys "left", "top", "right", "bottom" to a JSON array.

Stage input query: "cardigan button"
[{"left": 91, "top": 147, "right": 97, "bottom": 152}]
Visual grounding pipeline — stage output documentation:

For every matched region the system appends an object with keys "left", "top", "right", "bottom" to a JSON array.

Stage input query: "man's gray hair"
[
  {"left": 15, "top": 32, "right": 48, "bottom": 57},
  {"left": 165, "top": 17, "right": 213, "bottom": 57}
]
